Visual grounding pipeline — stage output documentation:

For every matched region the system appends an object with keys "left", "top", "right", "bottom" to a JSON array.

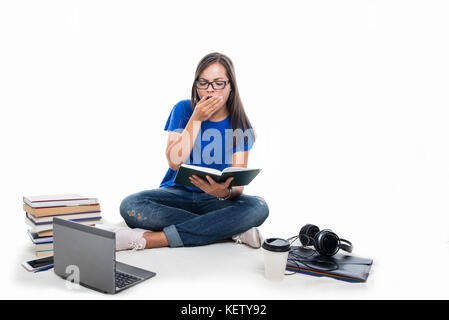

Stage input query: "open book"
[{"left": 174, "top": 164, "right": 261, "bottom": 188}]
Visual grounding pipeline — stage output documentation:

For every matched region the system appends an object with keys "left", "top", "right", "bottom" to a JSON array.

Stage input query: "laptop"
[{"left": 53, "top": 218, "right": 156, "bottom": 294}]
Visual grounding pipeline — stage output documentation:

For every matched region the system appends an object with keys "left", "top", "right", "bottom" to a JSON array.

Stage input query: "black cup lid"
[{"left": 262, "top": 238, "right": 291, "bottom": 252}]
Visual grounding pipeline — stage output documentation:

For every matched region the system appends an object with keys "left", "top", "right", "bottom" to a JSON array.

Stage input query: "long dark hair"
[{"left": 190, "top": 52, "right": 256, "bottom": 148}]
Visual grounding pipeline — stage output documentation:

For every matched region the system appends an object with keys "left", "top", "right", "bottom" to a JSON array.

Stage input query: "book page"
[
  {"left": 181, "top": 164, "right": 222, "bottom": 176},
  {"left": 222, "top": 167, "right": 254, "bottom": 173},
  {"left": 24, "top": 194, "right": 86, "bottom": 202}
]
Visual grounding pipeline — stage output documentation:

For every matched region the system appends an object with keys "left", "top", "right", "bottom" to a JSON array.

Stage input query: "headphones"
[{"left": 297, "top": 224, "right": 353, "bottom": 257}]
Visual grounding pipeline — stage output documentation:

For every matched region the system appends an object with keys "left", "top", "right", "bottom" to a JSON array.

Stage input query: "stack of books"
[{"left": 23, "top": 194, "right": 102, "bottom": 257}]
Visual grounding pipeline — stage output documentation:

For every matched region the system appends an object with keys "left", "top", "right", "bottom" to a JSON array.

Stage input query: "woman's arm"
[
  {"left": 165, "top": 114, "right": 202, "bottom": 171},
  {"left": 165, "top": 96, "right": 223, "bottom": 170}
]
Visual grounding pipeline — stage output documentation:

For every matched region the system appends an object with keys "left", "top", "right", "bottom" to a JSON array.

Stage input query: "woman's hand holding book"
[{"left": 189, "top": 174, "right": 234, "bottom": 198}]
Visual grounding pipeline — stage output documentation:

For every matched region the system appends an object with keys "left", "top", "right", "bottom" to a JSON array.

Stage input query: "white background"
[{"left": 1, "top": 0, "right": 449, "bottom": 299}]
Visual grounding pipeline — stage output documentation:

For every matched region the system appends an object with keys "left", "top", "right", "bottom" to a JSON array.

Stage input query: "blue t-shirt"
[{"left": 159, "top": 99, "right": 254, "bottom": 192}]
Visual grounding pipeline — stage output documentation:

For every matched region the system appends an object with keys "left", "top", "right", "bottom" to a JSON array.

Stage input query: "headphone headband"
[{"left": 339, "top": 238, "right": 353, "bottom": 253}]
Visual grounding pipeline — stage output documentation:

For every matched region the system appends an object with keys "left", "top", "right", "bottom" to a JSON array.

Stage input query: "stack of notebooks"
[{"left": 23, "top": 194, "right": 102, "bottom": 257}]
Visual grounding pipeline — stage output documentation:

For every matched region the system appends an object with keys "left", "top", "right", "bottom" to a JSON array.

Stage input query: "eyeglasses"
[{"left": 195, "top": 80, "right": 230, "bottom": 90}]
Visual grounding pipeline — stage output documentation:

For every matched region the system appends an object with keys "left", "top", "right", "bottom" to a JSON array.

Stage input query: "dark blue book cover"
[{"left": 286, "top": 246, "right": 373, "bottom": 283}]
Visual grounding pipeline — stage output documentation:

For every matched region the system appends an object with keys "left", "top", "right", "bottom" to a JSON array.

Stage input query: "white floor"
[{"left": 9, "top": 216, "right": 449, "bottom": 300}]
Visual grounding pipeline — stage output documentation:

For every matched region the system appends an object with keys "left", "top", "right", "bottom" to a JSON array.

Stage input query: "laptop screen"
[{"left": 53, "top": 218, "right": 116, "bottom": 294}]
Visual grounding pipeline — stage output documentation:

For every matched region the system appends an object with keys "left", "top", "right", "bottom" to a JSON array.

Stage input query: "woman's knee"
[
  {"left": 239, "top": 195, "right": 269, "bottom": 226},
  {"left": 119, "top": 191, "right": 167, "bottom": 230},
  {"left": 120, "top": 195, "right": 133, "bottom": 218},
  {"left": 119, "top": 193, "right": 147, "bottom": 226},
  {"left": 254, "top": 196, "right": 269, "bottom": 225},
  {"left": 119, "top": 195, "right": 134, "bottom": 226}
]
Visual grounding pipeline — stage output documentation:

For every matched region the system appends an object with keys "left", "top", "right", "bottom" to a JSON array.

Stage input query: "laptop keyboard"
[{"left": 115, "top": 271, "right": 141, "bottom": 289}]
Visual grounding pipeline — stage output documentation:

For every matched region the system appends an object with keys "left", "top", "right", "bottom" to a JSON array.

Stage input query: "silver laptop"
[{"left": 53, "top": 218, "right": 156, "bottom": 294}]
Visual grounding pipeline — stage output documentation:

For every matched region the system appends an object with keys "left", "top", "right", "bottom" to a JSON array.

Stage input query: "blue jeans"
[{"left": 119, "top": 186, "right": 269, "bottom": 247}]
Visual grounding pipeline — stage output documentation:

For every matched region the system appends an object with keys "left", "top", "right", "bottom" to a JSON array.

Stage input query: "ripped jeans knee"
[{"left": 120, "top": 199, "right": 148, "bottom": 228}]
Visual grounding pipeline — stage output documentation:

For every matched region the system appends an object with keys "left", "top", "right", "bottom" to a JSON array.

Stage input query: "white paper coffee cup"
[{"left": 262, "top": 238, "right": 291, "bottom": 281}]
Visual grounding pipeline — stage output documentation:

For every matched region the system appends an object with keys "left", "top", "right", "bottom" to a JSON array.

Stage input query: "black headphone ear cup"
[
  {"left": 313, "top": 230, "right": 324, "bottom": 255},
  {"left": 315, "top": 230, "right": 340, "bottom": 256},
  {"left": 299, "top": 224, "right": 320, "bottom": 247}
]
